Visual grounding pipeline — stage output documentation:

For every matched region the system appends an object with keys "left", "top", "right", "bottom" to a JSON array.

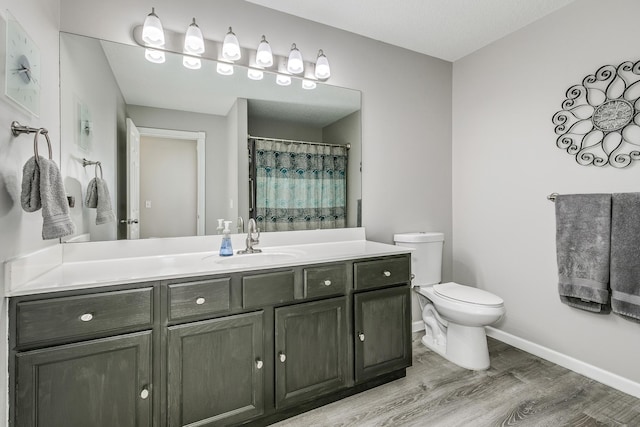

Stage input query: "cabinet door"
[
  {"left": 15, "top": 331, "right": 152, "bottom": 427},
  {"left": 167, "top": 311, "right": 264, "bottom": 427},
  {"left": 275, "top": 297, "right": 348, "bottom": 408},
  {"left": 354, "top": 286, "right": 411, "bottom": 382}
]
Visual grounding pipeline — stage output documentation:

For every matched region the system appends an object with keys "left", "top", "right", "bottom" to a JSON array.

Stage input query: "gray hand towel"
[
  {"left": 21, "top": 156, "right": 76, "bottom": 240},
  {"left": 555, "top": 193, "right": 611, "bottom": 312},
  {"left": 85, "top": 177, "right": 115, "bottom": 225},
  {"left": 610, "top": 193, "right": 640, "bottom": 321}
]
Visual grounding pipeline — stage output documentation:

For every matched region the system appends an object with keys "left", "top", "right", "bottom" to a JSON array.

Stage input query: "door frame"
[{"left": 137, "top": 127, "right": 206, "bottom": 236}]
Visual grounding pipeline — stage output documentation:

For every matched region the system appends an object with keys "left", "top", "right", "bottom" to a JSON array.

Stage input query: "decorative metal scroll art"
[{"left": 553, "top": 60, "right": 640, "bottom": 168}]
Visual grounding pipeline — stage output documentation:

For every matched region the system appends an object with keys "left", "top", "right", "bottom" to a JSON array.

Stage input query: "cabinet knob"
[
  {"left": 279, "top": 352, "right": 287, "bottom": 363},
  {"left": 255, "top": 359, "right": 263, "bottom": 369},
  {"left": 195, "top": 297, "right": 206, "bottom": 305},
  {"left": 383, "top": 270, "right": 391, "bottom": 277},
  {"left": 358, "top": 333, "right": 365, "bottom": 342},
  {"left": 323, "top": 279, "right": 332, "bottom": 286},
  {"left": 79, "top": 313, "right": 93, "bottom": 322},
  {"left": 140, "top": 387, "right": 150, "bottom": 400}
]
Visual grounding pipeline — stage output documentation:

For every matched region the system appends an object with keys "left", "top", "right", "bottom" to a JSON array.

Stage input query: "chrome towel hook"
[{"left": 11, "top": 121, "right": 52, "bottom": 166}]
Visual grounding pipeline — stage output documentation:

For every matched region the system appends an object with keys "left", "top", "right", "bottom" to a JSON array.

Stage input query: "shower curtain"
[{"left": 253, "top": 138, "right": 347, "bottom": 232}]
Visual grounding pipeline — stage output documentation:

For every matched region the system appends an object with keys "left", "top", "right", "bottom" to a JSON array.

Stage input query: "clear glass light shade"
[
  {"left": 315, "top": 50, "right": 331, "bottom": 79},
  {"left": 142, "top": 8, "right": 165, "bottom": 47},
  {"left": 222, "top": 27, "right": 241, "bottom": 61},
  {"left": 183, "top": 55, "right": 202, "bottom": 70},
  {"left": 247, "top": 68, "right": 264, "bottom": 80},
  {"left": 144, "top": 48, "right": 165, "bottom": 64},
  {"left": 217, "top": 61, "right": 234, "bottom": 75},
  {"left": 256, "top": 35, "right": 273, "bottom": 67},
  {"left": 276, "top": 74, "right": 291, "bottom": 86},
  {"left": 302, "top": 79, "right": 317, "bottom": 90},
  {"left": 287, "top": 43, "right": 304, "bottom": 74},
  {"left": 184, "top": 18, "right": 205, "bottom": 54}
]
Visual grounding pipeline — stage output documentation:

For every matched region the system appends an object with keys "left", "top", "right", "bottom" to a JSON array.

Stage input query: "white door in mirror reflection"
[{"left": 126, "top": 118, "right": 141, "bottom": 239}]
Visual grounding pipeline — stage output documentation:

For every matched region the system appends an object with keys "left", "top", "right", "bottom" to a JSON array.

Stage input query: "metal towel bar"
[{"left": 11, "top": 121, "right": 52, "bottom": 165}]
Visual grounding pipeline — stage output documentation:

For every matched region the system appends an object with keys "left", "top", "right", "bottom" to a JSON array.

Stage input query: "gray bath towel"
[
  {"left": 85, "top": 177, "right": 115, "bottom": 225},
  {"left": 21, "top": 156, "right": 76, "bottom": 240},
  {"left": 610, "top": 193, "right": 640, "bottom": 321},
  {"left": 555, "top": 193, "right": 611, "bottom": 312}
]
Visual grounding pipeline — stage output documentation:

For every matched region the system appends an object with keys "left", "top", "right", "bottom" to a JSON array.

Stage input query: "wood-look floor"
[{"left": 273, "top": 335, "right": 640, "bottom": 427}]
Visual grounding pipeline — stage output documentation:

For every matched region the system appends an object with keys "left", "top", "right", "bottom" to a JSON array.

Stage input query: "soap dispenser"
[{"left": 219, "top": 221, "right": 233, "bottom": 256}]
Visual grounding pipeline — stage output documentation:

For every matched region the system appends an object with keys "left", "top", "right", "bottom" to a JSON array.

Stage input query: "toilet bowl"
[
  {"left": 415, "top": 282, "right": 504, "bottom": 370},
  {"left": 393, "top": 232, "right": 505, "bottom": 371}
]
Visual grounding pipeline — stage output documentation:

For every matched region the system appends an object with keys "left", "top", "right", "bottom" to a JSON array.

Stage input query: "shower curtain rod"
[{"left": 249, "top": 135, "right": 350, "bottom": 149}]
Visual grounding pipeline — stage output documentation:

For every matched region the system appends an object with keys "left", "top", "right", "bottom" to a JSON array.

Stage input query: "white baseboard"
[
  {"left": 486, "top": 327, "right": 640, "bottom": 399},
  {"left": 412, "top": 320, "right": 425, "bottom": 334}
]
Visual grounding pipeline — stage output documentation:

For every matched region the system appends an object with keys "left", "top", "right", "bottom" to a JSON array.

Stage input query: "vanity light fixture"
[
  {"left": 144, "top": 48, "right": 165, "bottom": 64},
  {"left": 255, "top": 35, "right": 273, "bottom": 67},
  {"left": 142, "top": 7, "right": 165, "bottom": 47},
  {"left": 217, "top": 61, "right": 234, "bottom": 75},
  {"left": 183, "top": 55, "right": 202, "bottom": 70},
  {"left": 287, "top": 43, "right": 304, "bottom": 74},
  {"left": 222, "top": 27, "right": 241, "bottom": 61},
  {"left": 184, "top": 18, "right": 205, "bottom": 54},
  {"left": 276, "top": 74, "right": 292, "bottom": 86},
  {"left": 301, "top": 79, "right": 316, "bottom": 90},
  {"left": 247, "top": 68, "right": 264, "bottom": 80},
  {"left": 314, "top": 49, "right": 331, "bottom": 79}
]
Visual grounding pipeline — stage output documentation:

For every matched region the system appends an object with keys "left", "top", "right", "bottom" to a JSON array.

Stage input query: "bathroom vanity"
[{"left": 6, "top": 233, "right": 412, "bottom": 426}]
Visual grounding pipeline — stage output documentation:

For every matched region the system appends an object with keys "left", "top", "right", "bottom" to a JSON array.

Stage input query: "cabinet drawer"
[
  {"left": 354, "top": 257, "right": 410, "bottom": 290},
  {"left": 16, "top": 288, "right": 153, "bottom": 348},
  {"left": 243, "top": 270, "right": 295, "bottom": 308},
  {"left": 168, "top": 278, "right": 231, "bottom": 321},
  {"left": 304, "top": 264, "right": 347, "bottom": 298}
]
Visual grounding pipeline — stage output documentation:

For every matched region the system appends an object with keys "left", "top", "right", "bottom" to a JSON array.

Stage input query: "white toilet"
[{"left": 394, "top": 232, "right": 505, "bottom": 370}]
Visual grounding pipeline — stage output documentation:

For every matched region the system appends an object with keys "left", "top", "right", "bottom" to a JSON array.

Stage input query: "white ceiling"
[{"left": 246, "top": 0, "right": 576, "bottom": 61}]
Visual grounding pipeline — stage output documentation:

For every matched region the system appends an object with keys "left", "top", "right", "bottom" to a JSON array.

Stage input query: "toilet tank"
[{"left": 394, "top": 232, "right": 444, "bottom": 286}]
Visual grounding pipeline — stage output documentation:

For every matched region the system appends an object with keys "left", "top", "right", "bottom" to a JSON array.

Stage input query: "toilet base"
[{"left": 421, "top": 323, "right": 490, "bottom": 371}]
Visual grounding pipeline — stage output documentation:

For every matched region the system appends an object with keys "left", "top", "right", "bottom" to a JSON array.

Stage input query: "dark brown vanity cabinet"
[
  {"left": 9, "top": 254, "right": 411, "bottom": 427},
  {"left": 274, "top": 297, "right": 348, "bottom": 409},
  {"left": 167, "top": 311, "right": 264, "bottom": 427}
]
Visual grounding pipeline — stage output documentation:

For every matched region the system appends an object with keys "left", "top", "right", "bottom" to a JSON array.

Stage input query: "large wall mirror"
[{"left": 59, "top": 32, "right": 362, "bottom": 242}]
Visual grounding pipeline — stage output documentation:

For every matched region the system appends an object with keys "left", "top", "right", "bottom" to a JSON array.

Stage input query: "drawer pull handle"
[
  {"left": 323, "top": 280, "right": 332, "bottom": 286},
  {"left": 79, "top": 313, "right": 93, "bottom": 322},
  {"left": 358, "top": 333, "right": 365, "bottom": 342},
  {"left": 196, "top": 297, "right": 206, "bottom": 305},
  {"left": 279, "top": 352, "right": 287, "bottom": 363},
  {"left": 383, "top": 270, "right": 391, "bottom": 277},
  {"left": 256, "top": 359, "right": 264, "bottom": 369},
  {"left": 140, "top": 387, "right": 150, "bottom": 400}
]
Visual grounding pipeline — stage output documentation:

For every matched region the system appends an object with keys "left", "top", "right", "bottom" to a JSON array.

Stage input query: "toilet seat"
[{"left": 433, "top": 282, "right": 504, "bottom": 307}]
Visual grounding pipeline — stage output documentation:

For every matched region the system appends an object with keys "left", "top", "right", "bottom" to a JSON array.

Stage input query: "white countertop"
[{"left": 7, "top": 239, "right": 410, "bottom": 297}]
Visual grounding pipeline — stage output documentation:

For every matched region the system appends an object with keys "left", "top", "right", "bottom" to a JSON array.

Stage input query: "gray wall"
[{"left": 453, "top": 0, "right": 640, "bottom": 384}]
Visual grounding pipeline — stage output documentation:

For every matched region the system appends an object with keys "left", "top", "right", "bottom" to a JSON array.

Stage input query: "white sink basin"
[{"left": 203, "top": 249, "right": 304, "bottom": 268}]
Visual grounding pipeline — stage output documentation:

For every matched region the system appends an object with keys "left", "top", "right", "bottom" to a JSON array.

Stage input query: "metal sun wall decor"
[{"left": 552, "top": 60, "right": 640, "bottom": 168}]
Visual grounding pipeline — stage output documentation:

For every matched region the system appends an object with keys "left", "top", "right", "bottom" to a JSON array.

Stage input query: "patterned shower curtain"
[{"left": 253, "top": 138, "right": 347, "bottom": 232}]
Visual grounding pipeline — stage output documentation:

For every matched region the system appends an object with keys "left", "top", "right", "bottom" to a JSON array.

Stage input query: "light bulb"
[
  {"left": 217, "top": 61, "right": 234, "bottom": 75},
  {"left": 276, "top": 74, "right": 291, "bottom": 86},
  {"left": 256, "top": 35, "right": 273, "bottom": 67},
  {"left": 142, "top": 7, "right": 165, "bottom": 47},
  {"left": 315, "top": 49, "right": 331, "bottom": 79},
  {"left": 247, "top": 68, "right": 264, "bottom": 80},
  {"left": 302, "top": 79, "right": 317, "bottom": 90},
  {"left": 144, "top": 48, "right": 165, "bottom": 64},
  {"left": 287, "top": 43, "right": 304, "bottom": 74},
  {"left": 222, "top": 27, "right": 241, "bottom": 61},
  {"left": 183, "top": 55, "right": 202, "bottom": 70},
  {"left": 184, "top": 18, "right": 205, "bottom": 54}
]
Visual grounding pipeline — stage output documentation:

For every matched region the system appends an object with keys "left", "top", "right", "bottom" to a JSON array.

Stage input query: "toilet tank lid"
[{"left": 394, "top": 232, "right": 444, "bottom": 243}]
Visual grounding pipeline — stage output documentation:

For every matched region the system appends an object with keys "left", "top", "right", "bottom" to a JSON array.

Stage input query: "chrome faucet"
[{"left": 238, "top": 218, "right": 262, "bottom": 254}]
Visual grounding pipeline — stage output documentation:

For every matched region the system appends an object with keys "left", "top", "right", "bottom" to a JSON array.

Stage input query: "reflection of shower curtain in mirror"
[{"left": 253, "top": 138, "right": 347, "bottom": 232}]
